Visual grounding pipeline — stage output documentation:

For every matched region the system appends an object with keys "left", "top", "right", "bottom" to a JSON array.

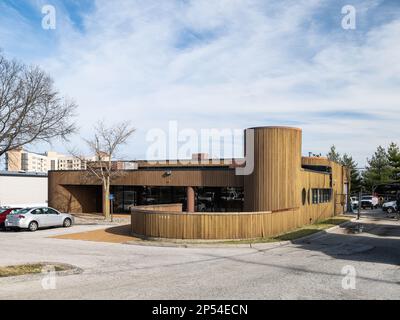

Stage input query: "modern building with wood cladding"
[{"left": 48, "top": 126, "right": 350, "bottom": 229}]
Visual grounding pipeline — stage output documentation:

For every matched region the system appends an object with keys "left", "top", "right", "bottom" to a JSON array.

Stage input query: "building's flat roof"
[
  {"left": 301, "top": 168, "right": 331, "bottom": 175},
  {"left": 47, "top": 156, "right": 338, "bottom": 173},
  {"left": 136, "top": 159, "right": 244, "bottom": 169},
  {"left": 0, "top": 171, "right": 48, "bottom": 178},
  {"left": 246, "top": 126, "right": 302, "bottom": 131}
]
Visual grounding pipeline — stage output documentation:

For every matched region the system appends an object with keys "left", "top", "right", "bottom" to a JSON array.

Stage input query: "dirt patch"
[
  {"left": 0, "top": 263, "right": 76, "bottom": 278},
  {"left": 72, "top": 213, "right": 131, "bottom": 226},
  {"left": 51, "top": 224, "right": 140, "bottom": 244}
]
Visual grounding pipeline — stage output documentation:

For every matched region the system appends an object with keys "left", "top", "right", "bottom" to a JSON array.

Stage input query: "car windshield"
[{"left": 362, "top": 196, "right": 372, "bottom": 200}]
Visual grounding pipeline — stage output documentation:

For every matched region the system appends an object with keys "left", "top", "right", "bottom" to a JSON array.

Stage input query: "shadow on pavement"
[
  {"left": 293, "top": 220, "right": 400, "bottom": 266},
  {"left": 104, "top": 224, "right": 132, "bottom": 237}
]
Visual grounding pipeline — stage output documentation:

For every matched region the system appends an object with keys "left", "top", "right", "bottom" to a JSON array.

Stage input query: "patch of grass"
[
  {"left": 275, "top": 229, "right": 321, "bottom": 241},
  {"left": 0, "top": 263, "right": 71, "bottom": 278},
  {"left": 219, "top": 217, "right": 351, "bottom": 245}
]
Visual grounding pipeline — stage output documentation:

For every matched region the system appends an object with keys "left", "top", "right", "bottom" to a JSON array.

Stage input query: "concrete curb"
[
  {"left": 124, "top": 218, "right": 355, "bottom": 249},
  {"left": 124, "top": 239, "right": 255, "bottom": 248},
  {"left": 290, "top": 219, "right": 356, "bottom": 243}
]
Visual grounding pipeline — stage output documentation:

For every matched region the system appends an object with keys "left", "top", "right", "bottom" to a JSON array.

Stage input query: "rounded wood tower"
[{"left": 244, "top": 126, "right": 302, "bottom": 212}]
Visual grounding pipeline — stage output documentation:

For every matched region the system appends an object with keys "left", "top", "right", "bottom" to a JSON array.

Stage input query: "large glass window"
[
  {"left": 312, "top": 189, "right": 319, "bottom": 204},
  {"left": 111, "top": 186, "right": 245, "bottom": 213},
  {"left": 112, "top": 186, "right": 139, "bottom": 213},
  {"left": 323, "top": 189, "right": 332, "bottom": 203},
  {"left": 196, "top": 187, "right": 244, "bottom": 212},
  {"left": 311, "top": 189, "right": 332, "bottom": 204},
  {"left": 111, "top": 186, "right": 188, "bottom": 213}
]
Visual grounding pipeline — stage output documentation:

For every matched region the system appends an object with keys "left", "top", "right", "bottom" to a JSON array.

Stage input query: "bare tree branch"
[
  {"left": 0, "top": 51, "right": 76, "bottom": 156},
  {"left": 70, "top": 121, "right": 136, "bottom": 221}
]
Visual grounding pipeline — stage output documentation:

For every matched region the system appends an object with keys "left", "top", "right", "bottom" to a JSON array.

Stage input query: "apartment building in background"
[
  {"left": 5, "top": 149, "right": 104, "bottom": 173},
  {"left": 5, "top": 149, "right": 136, "bottom": 173}
]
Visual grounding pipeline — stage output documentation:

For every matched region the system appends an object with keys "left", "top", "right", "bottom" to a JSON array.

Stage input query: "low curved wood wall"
[{"left": 131, "top": 205, "right": 307, "bottom": 240}]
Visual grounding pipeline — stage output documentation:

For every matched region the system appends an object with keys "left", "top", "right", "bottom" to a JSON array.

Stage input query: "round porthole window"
[{"left": 302, "top": 188, "right": 307, "bottom": 205}]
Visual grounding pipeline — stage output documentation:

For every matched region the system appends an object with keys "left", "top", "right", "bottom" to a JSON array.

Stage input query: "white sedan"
[{"left": 5, "top": 207, "right": 74, "bottom": 232}]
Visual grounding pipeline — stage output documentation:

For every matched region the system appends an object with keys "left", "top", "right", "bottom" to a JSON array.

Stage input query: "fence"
[{"left": 131, "top": 204, "right": 337, "bottom": 240}]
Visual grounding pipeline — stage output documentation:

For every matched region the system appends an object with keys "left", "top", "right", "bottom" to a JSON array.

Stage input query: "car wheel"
[
  {"left": 387, "top": 207, "right": 394, "bottom": 214},
  {"left": 28, "top": 221, "right": 38, "bottom": 232},
  {"left": 63, "top": 218, "right": 72, "bottom": 228}
]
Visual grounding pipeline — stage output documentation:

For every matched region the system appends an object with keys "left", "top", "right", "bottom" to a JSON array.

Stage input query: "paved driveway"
[{"left": 0, "top": 211, "right": 399, "bottom": 300}]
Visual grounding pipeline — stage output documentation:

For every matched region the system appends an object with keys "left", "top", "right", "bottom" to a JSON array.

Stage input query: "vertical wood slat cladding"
[
  {"left": 131, "top": 201, "right": 341, "bottom": 240},
  {"left": 48, "top": 169, "right": 243, "bottom": 188},
  {"left": 331, "top": 161, "right": 347, "bottom": 215},
  {"left": 131, "top": 207, "right": 302, "bottom": 240},
  {"left": 244, "top": 127, "right": 302, "bottom": 212},
  {"left": 299, "top": 170, "right": 334, "bottom": 224},
  {"left": 300, "top": 157, "right": 349, "bottom": 216}
]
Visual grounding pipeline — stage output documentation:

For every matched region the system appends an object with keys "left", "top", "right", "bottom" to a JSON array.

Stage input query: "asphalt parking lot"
[{"left": 0, "top": 210, "right": 399, "bottom": 300}]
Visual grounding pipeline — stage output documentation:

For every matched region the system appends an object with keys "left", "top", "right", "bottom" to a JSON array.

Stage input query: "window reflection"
[{"left": 111, "top": 186, "right": 244, "bottom": 213}]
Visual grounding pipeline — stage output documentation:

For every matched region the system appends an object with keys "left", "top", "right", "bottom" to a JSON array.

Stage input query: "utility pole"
[
  {"left": 357, "top": 190, "right": 362, "bottom": 220},
  {"left": 110, "top": 194, "right": 114, "bottom": 222},
  {"left": 346, "top": 167, "right": 351, "bottom": 213}
]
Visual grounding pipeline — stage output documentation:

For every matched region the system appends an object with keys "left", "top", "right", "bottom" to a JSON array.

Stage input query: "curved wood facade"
[
  {"left": 244, "top": 127, "right": 302, "bottom": 212},
  {"left": 131, "top": 205, "right": 300, "bottom": 240},
  {"left": 130, "top": 201, "right": 341, "bottom": 240}
]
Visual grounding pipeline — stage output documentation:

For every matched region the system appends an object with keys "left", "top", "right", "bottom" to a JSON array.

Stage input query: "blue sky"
[
  {"left": 1, "top": 0, "right": 95, "bottom": 30},
  {"left": 0, "top": 0, "right": 399, "bottom": 166}
]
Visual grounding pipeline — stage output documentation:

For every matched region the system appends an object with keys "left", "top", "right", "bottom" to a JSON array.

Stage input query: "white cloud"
[{"left": 1, "top": 0, "right": 400, "bottom": 165}]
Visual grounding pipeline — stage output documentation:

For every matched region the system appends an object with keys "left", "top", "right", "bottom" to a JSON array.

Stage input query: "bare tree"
[
  {"left": 0, "top": 52, "right": 76, "bottom": 157},
  {"left": 82, "top": 121, "right": 136, "bottom": 221}
]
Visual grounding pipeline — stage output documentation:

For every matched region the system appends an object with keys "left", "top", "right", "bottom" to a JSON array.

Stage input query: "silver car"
[
  {"left": 5, "top": 207, "right": 74, "bottom": 232},
  {"left": 382, "top": 201, "right": 397, "bottom": 214}
]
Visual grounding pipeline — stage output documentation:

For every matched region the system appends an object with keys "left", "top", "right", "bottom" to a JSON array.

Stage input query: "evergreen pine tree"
[
  {"left": 363, "top": 146, "right": 391, "bottom": 191},
  {"left": 341, "top": 154, "right": 362, "bottom": 194},
  {"left": 387, "top": 142, "right": 400, "bottom": 181},
  {"left": 327, "top": 145, "right": 341, "bottom": 163}
]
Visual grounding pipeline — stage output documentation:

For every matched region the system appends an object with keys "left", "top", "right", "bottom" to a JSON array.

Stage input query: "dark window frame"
[{"left": 311, "top": 188, "right": 332, "bottom": 204}]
